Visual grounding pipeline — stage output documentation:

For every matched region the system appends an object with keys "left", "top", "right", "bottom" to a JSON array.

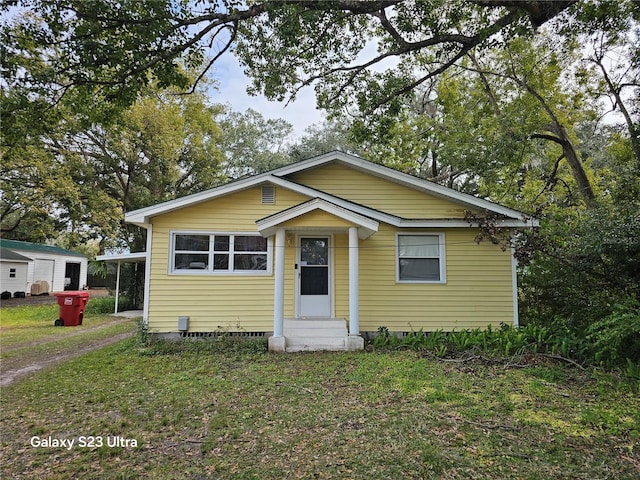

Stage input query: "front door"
[{"left": 298, "top": 237, "right": 331, "bottom": 317}]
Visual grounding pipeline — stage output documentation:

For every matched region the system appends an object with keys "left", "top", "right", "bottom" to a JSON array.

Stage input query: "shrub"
[
  {"left": 586, "top": 298, "right": 640, "bottom": 366},
  {"left": 84, "top": 297, "right": 116, "bottom": 315}
]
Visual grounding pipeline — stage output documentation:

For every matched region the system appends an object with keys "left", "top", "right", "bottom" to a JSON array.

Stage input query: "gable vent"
[{"left": 261, "top": 185, "right": 275, "bottom": 204}]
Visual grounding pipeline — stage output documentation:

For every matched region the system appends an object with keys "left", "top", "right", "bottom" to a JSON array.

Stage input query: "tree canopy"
[{"left": 2, "top": 1, "right": 611, "bottom": 120}]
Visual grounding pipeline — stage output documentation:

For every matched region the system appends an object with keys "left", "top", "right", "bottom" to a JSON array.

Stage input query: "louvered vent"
[{"left": 261, "top": 185, "right": 275, "bottom": 204}]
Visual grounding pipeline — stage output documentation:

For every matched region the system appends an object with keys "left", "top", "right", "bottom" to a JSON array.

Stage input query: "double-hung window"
[
  {"left": 397, "top": 233, "right": 445, "bottom": 283},
  {"left": 172, "top": 233, "right": 270, "bottom": 274}
]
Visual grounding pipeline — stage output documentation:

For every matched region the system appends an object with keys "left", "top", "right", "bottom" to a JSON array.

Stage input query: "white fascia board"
[
  {"left": 271, "top": 151, "right": 534, "bottom": 222},
  {"left": 96, "top": 252, "right": 148, "bottom": 262},
  {"left": 257, "top": 198, "right": 379, "bottom": 239},
  {"left": 398, "top": 218, "right": 539, "bottom": 228},
  {"left": 123, "top": 150, "right": 538, "bottom": 229},
  {"left": 124, "top": 174, "right": 275, "bottom": 225},
  {"left": 338, "top": 158, "right": 531, "bottom": 220}
]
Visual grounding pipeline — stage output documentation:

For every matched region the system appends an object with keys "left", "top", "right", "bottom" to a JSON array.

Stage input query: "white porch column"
[
  {"left": 114, "top": 261, "right": 121, "bottom": 314},
  {"left": 511, "top": 243, "right": 519, "bottom": 328},
  {"left": 273, "top": 228, "right": 286, "bottom": 337},
  {"left": 143, "top": 224, "right": 152, "bottom": 327},
  {"left": 348, "top": 226, "right": 360, "bottom": 335}
]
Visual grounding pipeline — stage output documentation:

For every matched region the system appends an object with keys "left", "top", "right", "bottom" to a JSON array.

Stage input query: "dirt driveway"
[{"left": 1, "top": 313, "right": 139, "bottom": 387}]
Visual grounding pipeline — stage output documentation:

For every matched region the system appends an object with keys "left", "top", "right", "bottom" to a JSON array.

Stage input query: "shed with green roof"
[{"left": 0, "top": 239, "right": 87, "bottom": 295}]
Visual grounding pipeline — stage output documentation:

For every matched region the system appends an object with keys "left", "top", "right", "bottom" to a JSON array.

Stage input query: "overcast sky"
[{"left": 206, "top": 52, "right": 325, "bottom": 139}]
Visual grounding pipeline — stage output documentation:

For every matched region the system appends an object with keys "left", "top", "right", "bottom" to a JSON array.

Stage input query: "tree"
[
  {"left": 2, "top": 82, "right": 226, "bottom": 252},
  {"left": 463, "top": 35, "right": 601, "bottom": 209},
  {"left": 583, "top": 33, "right": 640, "bottom": 167},
  {"left": 2, "top": 0, "right": 586, "bottom": 123},
  {"left": 288, "top": 118, "right": 364, "bottom": 162},
  {"left": 215, "top": 108, "right": 293, "bottom": 177}
]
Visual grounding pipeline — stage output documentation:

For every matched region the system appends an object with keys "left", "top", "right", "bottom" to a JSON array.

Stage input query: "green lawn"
[
  {"left": 1, "top": 304, "right": 130, "bottom": 348},
  {"left": 1, "top": 336, "right": 638, "bottom": 479}
]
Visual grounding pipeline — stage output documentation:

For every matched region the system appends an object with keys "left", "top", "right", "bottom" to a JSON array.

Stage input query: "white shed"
[
  {"left": 0, "top": 247, "right": 31, "bottom": 294},
  {"left": 0, "top": 239, "right": 88, "bottom": 294}
]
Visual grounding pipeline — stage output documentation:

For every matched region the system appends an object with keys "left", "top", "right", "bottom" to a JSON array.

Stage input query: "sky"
[{"left": 206, "top": 52, "right": 325, "bottom": 139}]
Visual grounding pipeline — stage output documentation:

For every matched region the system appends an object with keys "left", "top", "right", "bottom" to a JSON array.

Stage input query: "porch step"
[{"left": 284, "top": 319, "right": 348, "bottom": 352}]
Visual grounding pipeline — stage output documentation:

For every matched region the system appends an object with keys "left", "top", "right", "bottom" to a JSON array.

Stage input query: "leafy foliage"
[
  {"left": 587, "top": 298, "right": 640, "bottom": 366},
  {"left": 372, "top": 323, "right": 584, "bottom": 360},
  {"left": 520, "top": 201, "right": 640, "bottom": 333}
]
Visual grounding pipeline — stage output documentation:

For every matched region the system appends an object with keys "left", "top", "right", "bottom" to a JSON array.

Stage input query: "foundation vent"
[{"left": 180, "top": 331, "right": 268, "bottom": 338}]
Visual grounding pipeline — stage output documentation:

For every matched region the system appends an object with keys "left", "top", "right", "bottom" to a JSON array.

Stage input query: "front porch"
[{"left": 257, "top": 198, "right": 379, "bottom": 352}]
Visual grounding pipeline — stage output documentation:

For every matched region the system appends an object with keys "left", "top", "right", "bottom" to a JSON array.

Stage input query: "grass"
[
  {"left": 1, "top": 338, "right": 639, "bottom": 479},
  {"left": 1, "top": 304, "right": 128, "bottom": 347},
  {"left": 1, "top": 320, "right": 134, "bottom": 374}
]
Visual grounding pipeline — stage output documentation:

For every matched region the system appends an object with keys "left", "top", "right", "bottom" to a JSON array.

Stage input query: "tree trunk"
[{"left": 554, "top": 125, "right": 598, "bottom": 209}]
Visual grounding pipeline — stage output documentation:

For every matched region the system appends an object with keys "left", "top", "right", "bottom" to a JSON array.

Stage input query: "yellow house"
[{"left": 125, "top": 152, "right": 537, "bottom": 352}]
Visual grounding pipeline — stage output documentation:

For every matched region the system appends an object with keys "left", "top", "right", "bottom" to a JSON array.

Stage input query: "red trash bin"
[{"left": 54, "top": 291, "right": 89, "bottom": 326}]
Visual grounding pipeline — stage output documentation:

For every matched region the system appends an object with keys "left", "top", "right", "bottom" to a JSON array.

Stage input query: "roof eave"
[{"left": 256, "top": 198, "right": 379, "bottom": 239}]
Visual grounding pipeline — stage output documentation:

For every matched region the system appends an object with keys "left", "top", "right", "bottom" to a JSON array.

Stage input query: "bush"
[
  {"left": 587, "top": 298, "right": 640, "bottom": 366},
  {"left": 84, "top": 297, "right": 116, "bottom": 315},
  {"left": 520, "top": 203, "right": 640, "bottom": 335}
]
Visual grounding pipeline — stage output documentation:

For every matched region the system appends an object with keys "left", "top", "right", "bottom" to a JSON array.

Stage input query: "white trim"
[
  {"left": 96, "top": 252, "right": 148, "bottom": 262},
  {"left": 348, "top": 226, "right": 360, "bottom": 335},
  {"left": 256, "top": 197, "right": 379, "bottom": 239},
  {"left": 273, "top": 229, "right": 285, "bottom": 337},
  {"left": 125, "top": 152, "right": 538, "bottom": 228},
  {"left": 143, "top": 224, "right": 152, "bottom": 326},
  {"left": 126, "top": 175, "right": 277, "bottom": 225},
  {"left": 268, "top": 177, "right": 402, "bottom": 226},
  {"left": 397, "top": 219, "right": 537, "bottom": 228},
  {"left": 396, "top": 232, "right": 447, "bottom": 284},
  {"left": 511, "top": 244, "right": 519, "bottom": 328},
  {"left": 168, "top": 231, "right": 273, "bottom": 276},
  {"left": 269, "top": 151, "right": 536, "bottom": 222}
]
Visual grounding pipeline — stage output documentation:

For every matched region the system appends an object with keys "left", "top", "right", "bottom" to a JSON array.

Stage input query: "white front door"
[{"left": 298, "top": 237, "right": 331, "bottom": 317}]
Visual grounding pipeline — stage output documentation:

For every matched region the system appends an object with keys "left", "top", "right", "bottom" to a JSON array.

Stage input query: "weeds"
[
  {"left": 371, "top": 323, "right": 583, "bottom": 360},
  {"left": 371, "top": 322, "right": 640, "bottom": 390}
]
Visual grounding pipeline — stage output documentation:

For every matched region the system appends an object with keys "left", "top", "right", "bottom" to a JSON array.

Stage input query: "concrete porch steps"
[{"left": 284, "top": 318, "right": 348, "bottom": 352}]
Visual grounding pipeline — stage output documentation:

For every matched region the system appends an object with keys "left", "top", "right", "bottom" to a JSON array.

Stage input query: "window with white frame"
[
  {"left": 397, "top": 233, "right": 445, "bottom": 283},
  {"left": 171, "top": 233, "right": 270, "bottom": 274}
]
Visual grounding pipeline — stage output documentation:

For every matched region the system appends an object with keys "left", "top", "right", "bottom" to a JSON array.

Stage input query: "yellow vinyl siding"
[
  {"left": 287, "top": 162, "right": 470, "bottom": 218},
  {"left": 333, "top": 233, "right": 349, "bottom": 320},
  {"left": 144, "top": 172, "right": 515, "bottom": 333},
  {"left": 147, "top": 186, "right": 309, "bottom": 332},
  {"left": 358, "top": 225, "right": 514, "bottom": 332}
]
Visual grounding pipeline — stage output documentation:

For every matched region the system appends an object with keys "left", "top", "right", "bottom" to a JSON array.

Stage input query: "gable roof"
[
  {"left": 125, "top": 151, "right": 538, "bottom": 228},
  {"left": 0, "top": 239, "right": 86, "bottom": 258},
  {"left": 257, "top": 198, "right": 379, "bottom": 239}
]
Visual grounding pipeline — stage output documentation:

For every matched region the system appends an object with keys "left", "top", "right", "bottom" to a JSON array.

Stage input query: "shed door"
[
  {"left": 298, "top": 237, "right": 331, "bottom": 317},
  {"left": 65, "top": 262, "right": 81, "bottom": 290},
  {"left": 34, "top": 259, "right": 54, "bottom": 290}
]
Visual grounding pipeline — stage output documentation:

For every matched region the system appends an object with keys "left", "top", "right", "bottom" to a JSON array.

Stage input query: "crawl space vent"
[{"left": 261, "top": 185, "right": 275, "bottom": 204}]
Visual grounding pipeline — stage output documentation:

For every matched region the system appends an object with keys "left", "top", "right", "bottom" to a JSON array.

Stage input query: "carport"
[{"left": 95, "top": 252, "right": 148, "bottom": 315}]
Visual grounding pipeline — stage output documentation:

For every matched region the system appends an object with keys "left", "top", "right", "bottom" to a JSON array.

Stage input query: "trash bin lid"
[{"left": 54, "top": 291, "right": 90, "bottom": 297}]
